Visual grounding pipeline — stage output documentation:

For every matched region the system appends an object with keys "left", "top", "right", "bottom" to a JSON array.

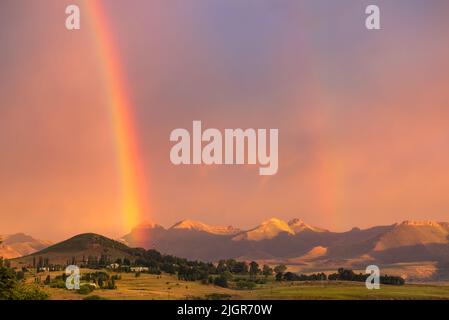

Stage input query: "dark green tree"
[
  {"left": 213, "top": 275, "right": 228, "bottom": 288},
  {"left": 273, "top": 264, "right": 287, "bottom": 274},
  {"left": 249, "top": 261, "right": 260, "bottom": 279},
  {"left": 0, "top": 258, "right": 17, "bottom": 299},
  {"left": 262, "top": 265, "right": 273, "bottom": 277}
]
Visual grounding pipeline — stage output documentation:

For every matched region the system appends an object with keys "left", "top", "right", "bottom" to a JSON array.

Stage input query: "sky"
[{"left": 1, "top": 0, "right": 449, "bottom": 241}]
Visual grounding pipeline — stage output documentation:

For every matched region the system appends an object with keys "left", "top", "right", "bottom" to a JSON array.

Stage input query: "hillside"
[
  {"left": 374, "top": 220, "right": 449, "bottom": 251},
  {"left": 11, "top": 233, "right": 145, "bottom": 267}
]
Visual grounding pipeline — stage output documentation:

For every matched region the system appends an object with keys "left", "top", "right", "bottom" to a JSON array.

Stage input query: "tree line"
[{"left": 276, "top": 268, "right": 405, "bottom": 285}]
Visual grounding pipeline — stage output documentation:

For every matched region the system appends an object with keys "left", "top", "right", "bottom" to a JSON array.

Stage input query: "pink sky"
[{"left": 1, "top": 0, "right": 449, "bottom": 241}]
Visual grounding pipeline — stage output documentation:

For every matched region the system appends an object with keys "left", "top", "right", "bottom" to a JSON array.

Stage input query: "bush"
[
  {"left": 16, "top": 271, "right": 25, "bottom": 281},
  {"left": 77, "top": 284, "right": 95, "bottom": 295},
  {"left": 275, "top": 272, "right": 284, "bottom": 281},
  {"left": 213, "top": 275, "right": 228, "bottom": 288},
  {"left": 11, "top": 284, "right": 49, "bottom": 300},
  {"left": 0, "top": 260, "right": 17, "bottom": 299},
  {"left": 1, "top": 258, "right": 49, "bottom": 300},
  {"left": 236, "top": 280, "right": 256, "bottom": 290},
  {"left": 107, "top": 279, "right": 116, "bottom": 290},
  {"left": 50, "top": 279, "right": 66, "bottom": 289}
]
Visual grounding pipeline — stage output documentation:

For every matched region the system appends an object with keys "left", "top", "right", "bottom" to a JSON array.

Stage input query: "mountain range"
[{"left": 121, "top": 218, "right": 449, "bottom": 268}]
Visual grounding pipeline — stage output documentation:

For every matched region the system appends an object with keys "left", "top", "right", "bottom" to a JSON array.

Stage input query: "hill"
[
  {"left": 0, "top": 233, "right": 51, "bottom": 259},
  {"left": 11, "top": 233, "right": 145, "bottom": 267}
]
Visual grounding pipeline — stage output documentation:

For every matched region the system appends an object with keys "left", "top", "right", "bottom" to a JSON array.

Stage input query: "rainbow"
[{"left": 85, "top": 1, "right": 148, "bottom": 231}]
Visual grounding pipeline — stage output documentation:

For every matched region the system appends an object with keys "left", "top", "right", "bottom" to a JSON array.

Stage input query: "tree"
[
  {"left": 274, "top": 264, "right": 287, "bottom": 274},
  {"left": 275, "top": 272, "right": 284, "bottom": 281},
  {"left": 216, "top": 260, "right": 227, "bottom": 274},
  {"left": 16, "top": 271, "right": 25, "bottom": 281},
  {"left": 236, "top": 280, "right": 256, "bottom": 290},
  {"left": 107, "top": 278, "right": 116, "bottom": 289},
  {"left": 0, "top": 258, "right": 17, "bottom": 299},
  {"left": 249, "top": 261, "right": 260, "bottom": 279},
  {"left": 213, "top": 275, "right": 228, "bottom": 288},
  {"left": 283, "top": 272, "right": 300, "bottom": 281},
  {"left": 0, "top": 258, "right": 48, "bottom": 300},
  {"left": 273, "top": 264, "right": 287, "bottom": 283},
  {"left": 231, "top": 261, "right": 249, "bottom": 275},
  {"left": 262, "top": 265, "right": 273, "bottom": 277}
]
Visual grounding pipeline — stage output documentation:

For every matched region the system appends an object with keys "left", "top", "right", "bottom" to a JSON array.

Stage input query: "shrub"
[
  {"left": 236, "top": 280, "right": 256, "bottom": 290},
  {"left": 107, "top": 279, "right": 116, "bottom": 290},
  {"left": 50, "top": 279, "right": 66, "bottom": 289},
  {"left": 213, "top": 275, "right": 228, "bottom": 288},
  {"left": 16, "top": 271, "right": 25, "bottom": 281},
  {"left": 77, "top": 284, "right": 95, "bottom": 295},
  {"left": 10, "top": 284, "right": 49, "bottom": 300}
]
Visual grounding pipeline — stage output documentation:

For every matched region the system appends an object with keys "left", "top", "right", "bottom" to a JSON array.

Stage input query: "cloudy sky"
[{"left": 1, "top": 0, "right": 449, "bottom": 240}]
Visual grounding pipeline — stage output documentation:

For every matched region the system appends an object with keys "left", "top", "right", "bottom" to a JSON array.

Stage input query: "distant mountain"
[
  {"left": 373, "top": 220, "right": 449, "bottom": 251},
  {"left": 11, "top": 233, "right": 145, "bottom": 267},
  {"left": 171, "top": 219, "right": 240, "bottom": 235},
  {"left": 232, "top": 218, "right": 327, "bottom": 241},
  {"left": 288, "top": 219, "right": 328, "bottom": 234},
  {"left": 122, "top": 218, "right": 449, "bottom": 269},
  {"left": 0, "top": 233, "right": 51, "bottom": 259},
  {"left": 370, "top": 221, "right": 449, "bottom": 264},
  {"left": 232, "top": 218, "right": 294, "bottom": 241},
  {"left": 121, "top": 220, "right": 243, "bottom": 262}
]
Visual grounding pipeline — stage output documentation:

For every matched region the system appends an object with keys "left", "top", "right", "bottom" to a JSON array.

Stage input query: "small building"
[
  {"left": 130, "top": 266, "right": 149, "bottom": 272},
  {"left": 107, "top": 263, "right": 120, "bottom": 270}
]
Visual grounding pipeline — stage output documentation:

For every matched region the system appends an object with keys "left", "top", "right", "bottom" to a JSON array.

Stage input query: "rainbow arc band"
[{"left": 86, "top": 2, "right": 148, "bottom": 231}]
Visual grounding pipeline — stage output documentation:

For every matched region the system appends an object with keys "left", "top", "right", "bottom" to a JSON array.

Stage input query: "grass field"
[{"left": 26, "top": 270, "right": 449, "bottom": 300}]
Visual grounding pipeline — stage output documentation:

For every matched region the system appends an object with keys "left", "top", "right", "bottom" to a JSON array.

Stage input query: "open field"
[{"left": 26, "top": 270, "right": 449, "bottom": 300}]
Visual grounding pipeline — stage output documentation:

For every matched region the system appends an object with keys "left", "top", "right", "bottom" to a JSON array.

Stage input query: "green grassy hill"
[{"left": 12, "top": 233, "right": 145, "bottom": 267}]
